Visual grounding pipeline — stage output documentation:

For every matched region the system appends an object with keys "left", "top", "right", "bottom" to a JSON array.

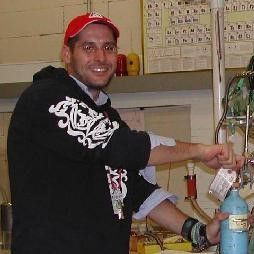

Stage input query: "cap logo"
[{"left": 89, "top": 12, "right": 104, "bottom": 19}]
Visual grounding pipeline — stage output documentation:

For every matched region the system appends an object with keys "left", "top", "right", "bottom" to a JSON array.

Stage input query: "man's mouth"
[{"left": 91, "top": 66, "right": 108, "bottom": 73}]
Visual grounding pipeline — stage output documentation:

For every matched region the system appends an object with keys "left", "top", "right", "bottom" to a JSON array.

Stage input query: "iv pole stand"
[{"left": 209, "top": 0, "right": 226, "bottom": 144}]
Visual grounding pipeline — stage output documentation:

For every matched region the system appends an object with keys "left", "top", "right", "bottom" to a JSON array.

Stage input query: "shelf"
[
  {"left": 0, "top": 69, "right": 241, "bottom": 99},
  {"left": 107, "top": 71, "right": 213, "bottom": 94}
]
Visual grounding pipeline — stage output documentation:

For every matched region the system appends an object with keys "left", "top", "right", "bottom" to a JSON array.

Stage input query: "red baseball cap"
[{"left": 64, "top": 12, "right": 120, "bottom": 45}]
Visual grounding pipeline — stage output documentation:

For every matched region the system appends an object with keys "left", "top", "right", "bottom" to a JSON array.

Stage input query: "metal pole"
[{"left": 210, "top": 0, "right": 226, "bottom": 144}]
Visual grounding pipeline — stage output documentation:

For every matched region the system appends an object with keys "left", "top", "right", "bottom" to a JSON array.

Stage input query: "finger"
[
  {"left": 248, "top": 213, "right": 254, "bottom": 225},
  {"left": 219, "top": 154, "right": 245, "bottom": 171},
  {"left": 217, "top": 159, "right": 236, "bottom": 172},
  {"left": 214, "top": 211, "right": 229, "bottom": 221},
  {"left": 228, "top": 155, "right": 245, "bottom": 171},
  {"left": 232, "top": 155, "right": 246, "bottom": 171},
  {"left": 236, "top": 155, "right": 245, "bottom": 168},
  {"left": 217, "top": 144, "right": 232, "bottom": 161},
  {"left": 218, "top": 158, "right": 235, "bottom": 168}
]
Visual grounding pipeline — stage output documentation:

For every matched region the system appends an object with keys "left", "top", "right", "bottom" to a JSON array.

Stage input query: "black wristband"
[{"left": 181, "top": 217, "right": 199, "bottom": 241}]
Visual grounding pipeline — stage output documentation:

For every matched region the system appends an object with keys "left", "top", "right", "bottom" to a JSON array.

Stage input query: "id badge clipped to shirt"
[{"left": 111, "top": 188, "right": 124, "bottom": 220}]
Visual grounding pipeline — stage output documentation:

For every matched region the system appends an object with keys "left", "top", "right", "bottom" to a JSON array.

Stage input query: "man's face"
[{"left": 64, "top": 23, "right": 118, "bottom": 90}]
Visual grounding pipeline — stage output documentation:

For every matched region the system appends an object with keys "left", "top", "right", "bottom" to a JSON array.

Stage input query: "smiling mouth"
[{"left": 91, "top": 66, "right": 109, "bottom": 73}]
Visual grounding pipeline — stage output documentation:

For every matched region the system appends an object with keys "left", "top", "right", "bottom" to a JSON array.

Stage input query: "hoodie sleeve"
[{"left": 19, "top": 80, "right": 151, "bottom": 171}]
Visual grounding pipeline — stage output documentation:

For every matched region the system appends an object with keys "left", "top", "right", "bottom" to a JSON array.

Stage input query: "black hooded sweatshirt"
[{"left": 7, "top": 66, "right": 158, "bottom": 254}]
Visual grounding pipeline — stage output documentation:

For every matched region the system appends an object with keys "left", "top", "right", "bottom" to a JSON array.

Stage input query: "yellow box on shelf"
[
  {"left": 164, "top": 241, "right": 192, "bottom": 252},
  {"left": 137, "top": 241, "right": 161, "bottom": 254},
  {"left": 137, "top": 241, "right": 192, "bottom": 254}
]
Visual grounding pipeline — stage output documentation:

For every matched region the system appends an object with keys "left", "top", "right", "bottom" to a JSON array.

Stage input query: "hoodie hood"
[
  {"left": 33, "top": 66, "right": 68, "bottom": 82},
  {"left": 32, "top": 65, "right": 112, "bottom": 111}
]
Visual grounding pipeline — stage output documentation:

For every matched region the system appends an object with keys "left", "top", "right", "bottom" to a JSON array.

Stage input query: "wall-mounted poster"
[{"left": 142, "top": 0, "right": 254, "bottom": 74}]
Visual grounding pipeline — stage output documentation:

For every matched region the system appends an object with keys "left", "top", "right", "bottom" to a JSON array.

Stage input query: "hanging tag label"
[{"left": 209, "top": 168, "right": 237, "bottom": 201}]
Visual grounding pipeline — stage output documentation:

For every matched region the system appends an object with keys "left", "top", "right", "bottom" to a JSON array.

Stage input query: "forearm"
[
  {"left": 148, "top": 200, "right": 215, "bottom": 251},
  {"left": 147, "top": 141, "right": 243, "bottom": 171},
  {"left": 147, "top": 199, "right": 188, "bottom": 235},
  {"left": 148, "top": 141, "right": 201, "bottom": 166}
]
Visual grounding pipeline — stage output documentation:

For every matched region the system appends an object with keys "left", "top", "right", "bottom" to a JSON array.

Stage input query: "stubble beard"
[{"left": 85, "top": 73, "right": 114, "bottom": 91}]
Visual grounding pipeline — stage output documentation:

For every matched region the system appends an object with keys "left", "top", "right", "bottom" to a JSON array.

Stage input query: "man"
[{"left": 7, "top": 12, "right": 244, "bottom": 254}]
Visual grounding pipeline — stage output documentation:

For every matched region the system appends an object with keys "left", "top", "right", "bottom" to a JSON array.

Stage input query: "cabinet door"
[
  {"left": 91, "top": 0, "right": 143, "bottom": 56},
  {"left": 64, "top": 1, "right": 89, "bottom": 28}
]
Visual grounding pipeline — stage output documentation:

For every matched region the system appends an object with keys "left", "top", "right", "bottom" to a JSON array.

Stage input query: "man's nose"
[{"left": 94, "top": 47, "right": 106, "bottom": 60}]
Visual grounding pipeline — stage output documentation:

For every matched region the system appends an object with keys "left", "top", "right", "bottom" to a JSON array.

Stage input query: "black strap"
[
  {"left": 195, "top": 224, "right": 211, "bottom": 251},
  {"left": 181, "top": 217, "right": 211, "bottom": 251},
  {"left": 181, "top": 217, "right": 199, "bottom": 241}
]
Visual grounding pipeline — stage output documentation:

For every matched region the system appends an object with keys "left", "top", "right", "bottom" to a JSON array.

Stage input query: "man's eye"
[
  {"left": 104, "top": 45, "right": 117, "bottom": 52},
  {"left": 83, "top": 45, "right": 95, "bottom": 52}
]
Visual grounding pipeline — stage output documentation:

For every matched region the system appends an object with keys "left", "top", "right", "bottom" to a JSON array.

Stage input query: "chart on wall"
[{"left": 142, "top": 0, "right": 254, "bottom": 74}]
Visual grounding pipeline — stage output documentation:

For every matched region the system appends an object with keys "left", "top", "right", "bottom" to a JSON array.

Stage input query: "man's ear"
[{"left": 61, "top": 45, "right": 71, "bottom": 64}]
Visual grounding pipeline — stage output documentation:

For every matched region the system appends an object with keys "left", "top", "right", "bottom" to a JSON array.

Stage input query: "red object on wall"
[
  {"left": 185, "top": 174, "right": 197, "bottom": 199},
  {"left": 116, "top": 54, "right": 128, "bottom": 76}
]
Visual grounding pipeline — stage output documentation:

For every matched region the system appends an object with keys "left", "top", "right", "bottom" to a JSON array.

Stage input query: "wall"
[
  {"left": 0, "top": 0, "right": 87, "bottom": 64},
  {"left": 0, "top": 0, "right": 142, "bottom": 65}
]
